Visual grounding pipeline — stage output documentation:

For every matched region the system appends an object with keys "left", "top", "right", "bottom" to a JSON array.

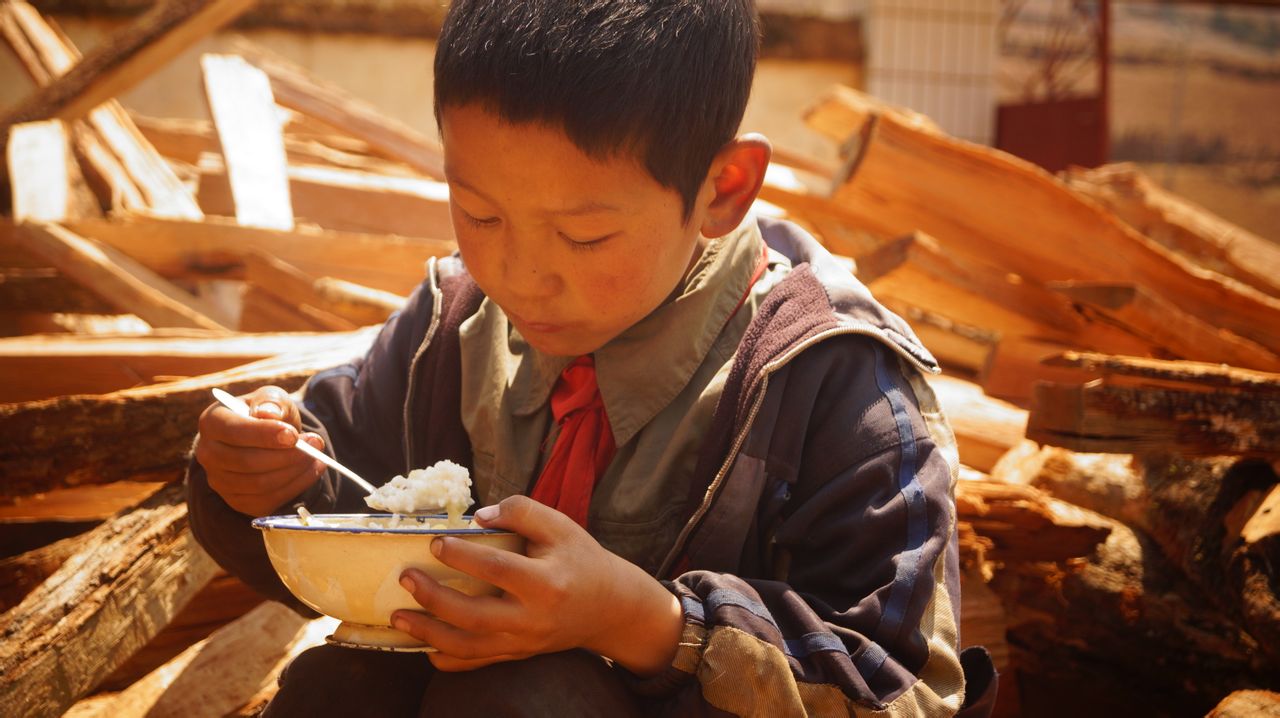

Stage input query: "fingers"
[
  {"left": 196, "top": 433, "right": 324, "bottom": 476},
  {"left": 391, "top": 608, "right": 532, "bottom": 663},
  {"left": 428, "top": 534, "right": 550, "bottom": 598},
  {"left": 245, "top": 385, "right": 303, "bottom": 429},
  {"left": 472, "top": 495, "right": 580, "bottom": 546},
  {"left": 217, "top": 460, "right": 325, "bottom": 516},
  {"left": 397, "top": 568, "right": 525, "bottom": 635}
]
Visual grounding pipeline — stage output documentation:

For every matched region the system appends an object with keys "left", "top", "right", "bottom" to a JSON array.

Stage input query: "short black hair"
[{"left": 434, "top": 0, "right": 759, "bottom": 221}]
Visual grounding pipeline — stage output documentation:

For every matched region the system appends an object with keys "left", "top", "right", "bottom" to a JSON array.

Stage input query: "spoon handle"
[{"left": 211, "top": 388, "right": 375, "bottom": 495}]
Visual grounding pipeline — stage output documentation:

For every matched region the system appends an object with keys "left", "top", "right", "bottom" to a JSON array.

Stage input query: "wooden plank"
[
  {"left": 73, "top": 603, "right": 323, "bottom": 718},
  {"left": 0, "top": 484, "right": 219, "bottom": 718},
  {"left": 0, "top": 6, "right": 144, "bottom": 211},
  {"left": 197, "top": 153, "right": 454, "bottom": 238},
  {"left": 239, "top": 283, "right": 344, "bottom": 333},
  {"left": 0, "top": 326, "right": 377, "bottom": 498},
  {"left": 132, "top": 112, "right": 416, "bottom": 175},
  {"left": 6, "top": 119, "right": 97, "bottom": 221},
  {"left": 0, "top": 329, "right": 353, "bottom": 402},
  {"left": 0, "top": 1, "right": 201, "bottom": 219},
  {"left": 864, "top": 232, "right": 1086, "bottom": 341},
  {"left": 236, "top": 43, "right": 445, "bottom": 179},
  {"left": 1050, "top": 281, "right": 1280, "bottom": 372},
  {"left": 200, "top": 54, "right": 294, "bottom": 231},
  {"left": 0, "top": 267, "right": 115, "bottom": 314},
  {"left": 927, "top": 374, "right": 1028, "bottom": 473},
  {"left": 804, "top": 85, "right": 1280, "bottom": 356},
  {"left": 1027, "top": 380, "right": 1280, "bottom": 456},
  {"left": 9, "top": 222, "right": 230, "bottom": 331},
  {"left": 884, "top": 299, "right": 995, "bottom": 377},
  {"left": 241, "top": 250, "right": 357, "bottom": 331},
  {"left": 313, "top": 277, "right": 406, "bottom": 327},
  {"left": 56, "top": 214, "right": 453, "bottom": 295},
  {"left": 1065, "top": 163, "right": 1280, "bottom": 299},
  {"left": 0, "top": 0, "right": 256, "bottom": 131}
]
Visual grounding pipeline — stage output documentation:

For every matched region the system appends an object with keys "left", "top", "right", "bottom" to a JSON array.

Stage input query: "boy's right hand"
[{"left": 195, "top": 385, "right": 326, "bottom": 517}]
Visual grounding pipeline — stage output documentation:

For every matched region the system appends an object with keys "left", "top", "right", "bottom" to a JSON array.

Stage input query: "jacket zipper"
[
  {"left": 402, "top": 257, "right": 444, "bottom": 470},
  {"left": 657, "top": 325, "right": 935, "bottom": 577}
]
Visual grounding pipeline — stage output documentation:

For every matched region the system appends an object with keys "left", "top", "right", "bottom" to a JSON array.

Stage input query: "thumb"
[
  {"left": 246, "top": 385, "right": 302, "bottom": 430},
  {"left": 474, "top": 495, "right": 580, "bottom": 545}
]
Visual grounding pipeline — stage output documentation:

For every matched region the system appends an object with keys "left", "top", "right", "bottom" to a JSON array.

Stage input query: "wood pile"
[{"left": 0, "top": 2, "right": 1276, "bottom": 716}]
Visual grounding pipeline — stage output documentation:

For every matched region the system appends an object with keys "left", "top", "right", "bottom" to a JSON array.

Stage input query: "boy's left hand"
[{"left": 391, "top": 495, "right": 683, "bottom": 675}]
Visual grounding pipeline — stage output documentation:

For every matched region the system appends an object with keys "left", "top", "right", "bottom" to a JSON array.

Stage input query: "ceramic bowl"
[{"left": 253, "top": 513, "right": 525, "bottom": 652}]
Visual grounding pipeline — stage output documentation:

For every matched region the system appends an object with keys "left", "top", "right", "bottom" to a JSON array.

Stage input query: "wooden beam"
[
  {"left": 72, "top": 603, "right": 324, "bottom": 718},
  {"left": 0, "top": 484, "right": 219, "bottom": 718},
  {"left": 313, "top": 277, "right": 406, "bottom": 326},
  {"left": 55, "top": 214, "right": 454, "bottom": 295},
  {"left": 1027, "top": 380, "right": 1280, "bottom": 456},
  {"left": 6, "top": 119, "right": 98, "bottom": 221},
  {"left": 200, "top": 54, "right": 294, "bottom": 231},
  {"left": 0, "top": 326, "right": 377, "bottom": 498},
  {"left": 0, "top": 533, "right": 78, "bottom": 612},
  {"left": 197, "top": 153, "right": 454, "bottom": 238},
  {"left": 804, "top": 85, "right": 1280, "bottom": 356},
  {"left": 0, "top": 1, "right": 201, "bottom": 219},
  {"left": 0, "top": 329, "right": 356, "bottom": 402},
  {"left": 0, "top": 267, "right": 115, "bottom": 314},
  {"left": 0, "top": 0, "right": 256, "bottom": 130},
  {"left": 979, "top": 337, "right": 1091, "bottom": 406},
  {"left": 1065, "top": 163, "right": 1280, "bottom": 299},
  {"left": 884, "top": 299, "right": 996, "bottom": 377},
  {"left": 1050, "top": 281, "right": 1280, "bottom": 372},
  {"left": 235, "top": 43, "right": 445, "bottom": 179},
  {"left": 9, "top": 222, "right": 230, "bottom": 330}
]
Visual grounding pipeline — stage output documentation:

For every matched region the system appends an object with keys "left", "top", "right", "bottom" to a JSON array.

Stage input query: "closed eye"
[
  {"left": 560, "top": 232, "right": 615, "bottom": 250},
  {"left": 460, "top": 210, "right": 500, "bottom": 229}
]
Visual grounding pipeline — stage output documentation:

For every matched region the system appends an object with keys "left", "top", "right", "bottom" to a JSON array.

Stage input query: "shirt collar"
[{"left": 507, "top": 218, "right": 765, "bottom": 446}]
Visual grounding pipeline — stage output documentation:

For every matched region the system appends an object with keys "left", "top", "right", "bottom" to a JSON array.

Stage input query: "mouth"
[{"left": 504, "top": 309, "right": 565, "bottom": 334}]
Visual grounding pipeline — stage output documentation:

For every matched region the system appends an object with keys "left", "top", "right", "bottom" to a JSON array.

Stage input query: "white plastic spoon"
[{"left": 211, "top": 388, "right": 376, "bottom": 495}]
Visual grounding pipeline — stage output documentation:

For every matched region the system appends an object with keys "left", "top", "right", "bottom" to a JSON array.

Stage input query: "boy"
[{"left": 187, "top": 0, "right": 996, "bottom": 715}]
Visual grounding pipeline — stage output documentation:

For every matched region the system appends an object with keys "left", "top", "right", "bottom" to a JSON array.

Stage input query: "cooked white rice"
[{"left": 364, "top": 460, "right": 474, "bottom": 527}]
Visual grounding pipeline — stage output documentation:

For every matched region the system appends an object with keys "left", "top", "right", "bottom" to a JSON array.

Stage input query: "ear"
[{"left": 699, "top": 134, "right": 772, "bottom": 238}]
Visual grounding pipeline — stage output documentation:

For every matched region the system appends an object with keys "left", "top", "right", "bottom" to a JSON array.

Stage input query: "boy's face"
[{"left": 440, "top": 103, "right": 710, "bottom": 357}]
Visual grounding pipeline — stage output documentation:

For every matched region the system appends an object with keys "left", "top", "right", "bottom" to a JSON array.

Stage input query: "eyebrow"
[{"left": 447, "top": 174, "right": 622, "bottom": 217}]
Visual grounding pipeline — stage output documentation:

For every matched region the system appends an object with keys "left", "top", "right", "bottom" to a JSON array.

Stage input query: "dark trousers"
[{"left": 262, "top": 645, "right": 644, "bottom": 718}]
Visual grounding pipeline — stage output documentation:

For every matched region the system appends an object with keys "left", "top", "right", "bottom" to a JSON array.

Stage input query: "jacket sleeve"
[
  {"left": 185, "top": 275, "right": 437, "bottom": 607},
  {"left": 637, "top": 338, "right": 967, "bottom": 716}
]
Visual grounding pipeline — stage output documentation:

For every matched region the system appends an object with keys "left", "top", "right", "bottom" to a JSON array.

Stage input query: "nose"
[{"left": 499, "top": 227, "right": 562, "bottom": 300}]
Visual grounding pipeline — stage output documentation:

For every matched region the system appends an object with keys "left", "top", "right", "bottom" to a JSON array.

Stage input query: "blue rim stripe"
[{"left": 251, "top": 514, "right": 513, "bottom": 535}]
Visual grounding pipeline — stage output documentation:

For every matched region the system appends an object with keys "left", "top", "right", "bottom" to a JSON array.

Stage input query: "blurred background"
[{"left": 2, "top": 0, "right": 1275, "bottom": 240}]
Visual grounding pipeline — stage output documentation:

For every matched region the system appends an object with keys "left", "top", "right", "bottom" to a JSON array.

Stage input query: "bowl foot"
[{"left": 326, "top": 621, "right": 436, "bottom": 652}]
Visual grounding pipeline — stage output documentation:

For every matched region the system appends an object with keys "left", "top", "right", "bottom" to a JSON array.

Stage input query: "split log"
[
  {"left": 200, "top": 54, "right": 293, "bottom": 231},
  {"left": 234, "top": 43, "right": 445, "bottom": 179},
  {"left": 1064, "top": 163, "right": 1280, "bottom": 300},
  {"left": 7, "top": 222, "right": 231, "bottom": 331},
  {"left": 0, "top": 0, "right": 202, "bottom": 219},
  {"left": 0, "top": 0, "right": 255, "bottom": 132},
  {"left": 1027, "top": 378, "right": 1280, "bottom": 457},
  {"left": 6, "top": 118, "right": 98, "bottom": 221},
  {"left": 926, "top": 374, "right": 1028, "bottom": 473},
  {"left": 979, "top": 337, "right": 1090, "bottom": 406},
  {"left": 955, "top": 479, "right": 1111, "bottom": 563},
  {"left": 803, "top": 85, "right": 1280, "bottom": 356},
  {"left": 1050, "top": 281, "right": 1280, "bottom": 372},
  {"left": 57, "top": 214, "right": 453, "bottom": 295},
  {"left": 98, "top": 571, "right": 265, "bottom": 692},
  {"left": 1207, "top": 690, "right": 1280, "bottom": 717},
  {"left": 313, "top": 277, "right": 406, "bottom": 326},
  {"left": 997, "top": 446, "right": 1280, "bottom": 668},
  {"left": 197, "top": 153, "right": 455, "bottom": 238},
  {"left": 0, "top": 484, "right": 219, "bottom": 718},
  {"left": 990, "top": 520, "right": 1274, "bottom": 717},
  {"left": 0, "top": 326, "right": 378, "bottom": 499},
  {"left": 0, "top": 533, "right": 77, "bottom": 611},
  {"left": 882, "top": 299, "right": 995, "bottom": 377},
  {"left": 1044, "top": 350, "right": 1280, "bottom": 394},
  {"left": 0, "top": 329, "right": 357, "bottom": 402},
  {"left": 72, "top": 603, "right": 321, "bottom": 718}
]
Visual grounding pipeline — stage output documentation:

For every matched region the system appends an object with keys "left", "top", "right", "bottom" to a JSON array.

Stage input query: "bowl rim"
[{"left": 251, "top": 513, "right": 513, "bottom": 536}]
